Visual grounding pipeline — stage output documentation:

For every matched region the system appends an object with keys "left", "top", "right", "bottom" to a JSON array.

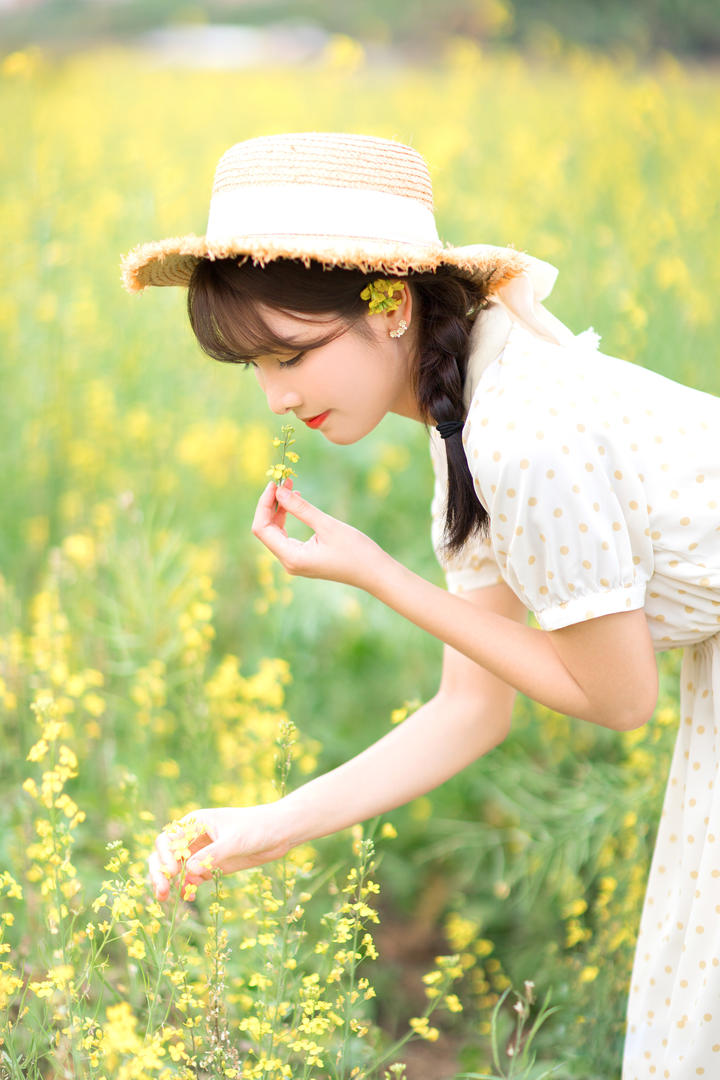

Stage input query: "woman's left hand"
[{"left": 252, "top": 480, "right": 389, "bottom": 590}]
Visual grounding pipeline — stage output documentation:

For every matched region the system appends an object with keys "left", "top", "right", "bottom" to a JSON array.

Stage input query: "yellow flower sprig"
[
  {"left": 360, "top": 279, "right": 405, "bottom": 314},
  {"left": 267, "top": 424, "right": 299, "bottom": 487},
  {"left": 267, "top": 424, "right": 300, "bottom": 512}
]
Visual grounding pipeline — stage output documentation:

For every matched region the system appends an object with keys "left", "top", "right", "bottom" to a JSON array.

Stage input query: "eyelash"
[
  {"left": 242, "top": 353, "right": 304, "bottom": 370},
  {"left": 279, "top": 353, "right": 304, "bottom": 368}
]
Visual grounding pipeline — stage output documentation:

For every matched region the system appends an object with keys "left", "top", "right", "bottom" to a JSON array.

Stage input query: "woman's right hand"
[
  {"left": 147, "top": 803, "right": 293, "bottom": 902},
  {"left": 251, "top": 480, "right": 389, "bottom": 592}
]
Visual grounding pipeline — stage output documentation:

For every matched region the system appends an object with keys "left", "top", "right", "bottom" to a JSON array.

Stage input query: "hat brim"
[{"left": 120, "top": 233, "right": 535, "bottom": 294}]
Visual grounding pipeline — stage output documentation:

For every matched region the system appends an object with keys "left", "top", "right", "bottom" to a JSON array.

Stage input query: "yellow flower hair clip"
[{"left": 360, "top": 279, "right": 405, "bottom": 314}]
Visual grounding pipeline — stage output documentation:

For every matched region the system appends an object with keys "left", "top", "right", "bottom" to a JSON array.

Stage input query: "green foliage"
[{"left": 1, "top": 47, "right": 717, "bottom": 1079}]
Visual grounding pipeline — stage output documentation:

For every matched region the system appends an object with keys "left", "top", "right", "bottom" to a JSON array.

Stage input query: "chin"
[
  {"left": 324, "top": 418, "right": 381, "bottom": 446},
  {"left": 324, "top": 431, "right": 359, "bottom": 446}
]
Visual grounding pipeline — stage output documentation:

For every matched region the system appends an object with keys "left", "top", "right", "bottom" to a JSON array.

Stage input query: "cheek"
[
  {"left": 357, "top": 355, "right": 401, "bottom": 407},
  {"left": 340, "top": 364, "right": 384, "bottom": 412},
  {"left": 336, "top": 369, "right": 397, "bottom": 440}
]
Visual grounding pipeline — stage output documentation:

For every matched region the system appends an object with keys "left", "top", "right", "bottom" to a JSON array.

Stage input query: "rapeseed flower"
[
  {"left": 267, "top": 423, "right": 299, "bottom": 486},
  {"left": 2, "top": 45, "right": 711, "bottom": 1076}
]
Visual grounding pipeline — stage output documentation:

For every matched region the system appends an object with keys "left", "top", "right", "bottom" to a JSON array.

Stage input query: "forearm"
[
  {"left": 278, "top": 690, "right": 510, "bottom": 847},
  {"left": 366, "top": 558, "right": 596, "bottom": 722}
]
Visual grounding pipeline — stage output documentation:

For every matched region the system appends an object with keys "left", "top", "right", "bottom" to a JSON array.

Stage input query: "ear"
[{"left": 384, "top": 282, "right": 413, "bottom": 335}]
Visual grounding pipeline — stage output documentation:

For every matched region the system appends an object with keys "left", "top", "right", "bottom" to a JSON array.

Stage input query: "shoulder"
[
  {"left": 462, "top": 329, "right": 653, "bottom": 510},
  {"left": 464, "top": 325, "right": 636, "bottom": 455}
]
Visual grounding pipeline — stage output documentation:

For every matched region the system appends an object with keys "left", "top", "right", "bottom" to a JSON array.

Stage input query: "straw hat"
[{"left": 120, "top": 131, "right": 558, "bottom": 302}]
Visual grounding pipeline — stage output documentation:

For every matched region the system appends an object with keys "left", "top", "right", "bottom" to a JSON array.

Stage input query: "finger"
[
  {"left": 252, "top": 492, "right": 311, "bottom": 567},
  {"left": 149, "top": 847, "right": 204, "bottom": 901},
  {"left": 254, "top": 477, "right": 297, "bottom": 536},
  {"left": 253, "top": 482, "right": 290, "bottom": 536},
  {"left": 155, "top": 832, "right": 180, "bottom": 877},
  {"left": 187, "top": 832, "right": 244, "bottom": 877},
  {"left": 262, "top": 476, "right": 294, "bottom": 511},
  {"left": 187, "top": 845, "right": 222, "bottom": 878},
  {"left": 272, "top": 476, "right": 294, "bottom": 515},
  {"left": 274, "top": 487, "right": 329, "bottom": 532},
  {"left": 148, "top": 851, "right": 170, "bottom": 901},
  {"left": 265, "top": 479, "right": 289, "bottom": 525}
]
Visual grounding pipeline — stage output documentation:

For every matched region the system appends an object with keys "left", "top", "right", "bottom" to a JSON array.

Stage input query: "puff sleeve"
[
  {"left": 464, "top": 407, "right": 655, "bottom": 629},
  {"left": 429, "top": 427, "right": 503, "bottom": 594}
]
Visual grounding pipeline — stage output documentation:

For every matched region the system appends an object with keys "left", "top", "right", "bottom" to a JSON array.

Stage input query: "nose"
[{"left": 255, "top": 369, "right": 302, "bottom": 416}]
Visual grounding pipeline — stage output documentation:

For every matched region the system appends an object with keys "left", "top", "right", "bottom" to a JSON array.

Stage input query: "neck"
[{"left": 388, "top": 328, "right": 427, "bottom": 424}]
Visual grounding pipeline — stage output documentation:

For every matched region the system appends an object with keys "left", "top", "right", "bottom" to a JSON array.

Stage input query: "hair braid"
[{"left": 410, "top": 272, "right": 491, "bottom": 554}]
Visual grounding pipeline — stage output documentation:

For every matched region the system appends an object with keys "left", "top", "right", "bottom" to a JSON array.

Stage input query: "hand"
[
  {"left": 251, "top": 480, "right": 388, "bottom": 590},
  {"left": 147, "top": 803, "right": 293, "bottom": 902}
]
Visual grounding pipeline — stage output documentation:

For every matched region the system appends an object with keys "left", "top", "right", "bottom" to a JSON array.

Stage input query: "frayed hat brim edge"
[{"left": 120, "top": 234, "right": 532, "bottom": 294}]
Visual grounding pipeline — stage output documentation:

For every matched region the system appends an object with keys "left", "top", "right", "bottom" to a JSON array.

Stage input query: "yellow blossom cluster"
[
  {"left": 2, "top": 41, "right": 716, "bottom": 1078},
  {"left": 178, "top": 575, "right": 216, "bottom": 666},
  {"left": 254, "top": 551, "right": 293, "bottom": 615},
  {"left": 0, "top": 872, "right": 24, "bottom": 1016}
]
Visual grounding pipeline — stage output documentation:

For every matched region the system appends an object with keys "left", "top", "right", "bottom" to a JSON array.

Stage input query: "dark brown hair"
[{"left": 187, "top": 257, "right": 491, "bottom": 553}]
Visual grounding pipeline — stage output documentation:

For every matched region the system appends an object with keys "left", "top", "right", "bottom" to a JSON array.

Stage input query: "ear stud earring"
[{"left": 389, "top": 320, "right": 408, "bottom": 339}]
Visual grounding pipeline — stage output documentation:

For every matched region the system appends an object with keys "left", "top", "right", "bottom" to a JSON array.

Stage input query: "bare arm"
[
  {"left": 278, "top": 583, "right": 524, "bottom": 846},
  {"left": 259, "top": 484, "right": 659, "bottom": 732},
  {"left": 150, "top": 485, "right": 660, "bottom": 898},
  {"left": 368, "top": 555, "right": 658, "bottom": 730},
  {"left": 149, "top": 584, "right": 525, "bottom": 892}
]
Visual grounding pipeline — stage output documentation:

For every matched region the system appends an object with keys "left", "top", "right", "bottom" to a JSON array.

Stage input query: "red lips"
[{"left": 303, "top": 410, "right": 330, "bottom": 429}]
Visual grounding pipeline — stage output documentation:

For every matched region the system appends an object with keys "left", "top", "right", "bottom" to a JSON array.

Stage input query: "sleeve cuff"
[{"left": 534, "top": 582, "right": 648, "bottom": 631}]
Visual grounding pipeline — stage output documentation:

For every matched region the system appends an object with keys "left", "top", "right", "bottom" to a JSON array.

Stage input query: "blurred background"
[
  {"left": 2, "top": 0, "right": 720, "bottom": 61},
  {"left": 1, "top": 4, "right": 719, "bottom": 1079}
]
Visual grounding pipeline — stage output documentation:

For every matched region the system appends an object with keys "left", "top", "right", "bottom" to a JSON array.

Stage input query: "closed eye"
[
  {"left": 278, "top": 352, "right": 304, "bottom": 369},
  {"left": 239, "top": 351, "right": 305, "bottom": 370}
]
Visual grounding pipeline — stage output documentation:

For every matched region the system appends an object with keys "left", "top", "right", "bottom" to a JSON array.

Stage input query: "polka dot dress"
[{"left": 430, "top": 307, "right": 720, "bottom": 1078}]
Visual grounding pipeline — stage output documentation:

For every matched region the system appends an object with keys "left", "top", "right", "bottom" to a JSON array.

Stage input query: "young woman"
[{"left": 124, "top": 132, "right": 720, "bottom": 1079}]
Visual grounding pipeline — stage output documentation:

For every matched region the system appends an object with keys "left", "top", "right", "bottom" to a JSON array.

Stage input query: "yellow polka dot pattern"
[
  {"left": 429, "top": 317, "right": 720, "bottom": 1077},
  {"left": 623, "top": 641, "right": 720, "bottom": 1077},
  {"left": 449, "top": 321, "right": 720, "bottom": 644}
]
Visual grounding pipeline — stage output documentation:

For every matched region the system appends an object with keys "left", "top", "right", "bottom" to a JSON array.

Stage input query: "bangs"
[{"left": 187, "top": 258, "right": 369, "bottom": 365}]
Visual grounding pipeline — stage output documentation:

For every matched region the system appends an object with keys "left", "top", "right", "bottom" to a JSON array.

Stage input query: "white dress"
[{"left": 430, "top": 302, "right": 720, "bottom": 1079}]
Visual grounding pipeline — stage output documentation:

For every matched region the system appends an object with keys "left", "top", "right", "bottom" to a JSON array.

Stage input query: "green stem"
[
  {"left": 213, "top": 878, "right": 222, "bottom": 1049},
  {"left": 272, "top": 426, "right": 294, "bottom": 510},
  {"left": 369, "top": 971, "right": 453, "bottom": 1075},
  {"left": 340, "top": 848, "right": 370, "bottom": 1080},
  {"left": 145, "top": 874, "right": 183, "bottom": 1037},
  {"left": 46, "top": 745, "right": 84, "bottom": 1079},
  {"left": 260, "top": 730, "right": 295, "bottom": 1078}
]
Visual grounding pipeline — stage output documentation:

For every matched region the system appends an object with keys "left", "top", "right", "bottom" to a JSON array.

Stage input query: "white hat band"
[{"left": 205, "top": 183, "right": 441, "bottom": 247}]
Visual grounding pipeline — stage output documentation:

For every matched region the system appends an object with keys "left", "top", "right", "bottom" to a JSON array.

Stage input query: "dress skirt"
[{"left": 623, "top": 633, "right": 720, "bottom": 1078}]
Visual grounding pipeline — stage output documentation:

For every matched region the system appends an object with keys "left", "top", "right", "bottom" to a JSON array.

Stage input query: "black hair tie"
[{"left": 436, "top": 420, "right": 465, "bottom": 440}]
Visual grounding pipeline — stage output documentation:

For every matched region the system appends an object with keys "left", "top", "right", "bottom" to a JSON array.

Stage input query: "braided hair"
[{"left": 408, "top": 271, "right": 491, "bottom": 552}]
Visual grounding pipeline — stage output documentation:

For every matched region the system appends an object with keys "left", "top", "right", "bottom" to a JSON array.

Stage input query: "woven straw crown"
[{"left": 120, "top": 131, "right": 535, "bottom": 293}]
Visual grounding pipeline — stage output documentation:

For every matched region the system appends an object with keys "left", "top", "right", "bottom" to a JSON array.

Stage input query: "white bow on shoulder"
[{"left": 460, "top": 246, "right": 600, "bottom": 409}]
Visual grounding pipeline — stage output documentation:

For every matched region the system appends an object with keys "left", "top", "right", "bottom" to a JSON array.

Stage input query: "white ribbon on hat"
[{"left": 206, "top": 183, "right": 441, "bottom": 246}]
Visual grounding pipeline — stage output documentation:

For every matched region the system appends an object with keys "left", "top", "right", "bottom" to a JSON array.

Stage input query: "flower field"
[{"left": 1, "top": 40, "right": 719, "bottom": 1079}]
